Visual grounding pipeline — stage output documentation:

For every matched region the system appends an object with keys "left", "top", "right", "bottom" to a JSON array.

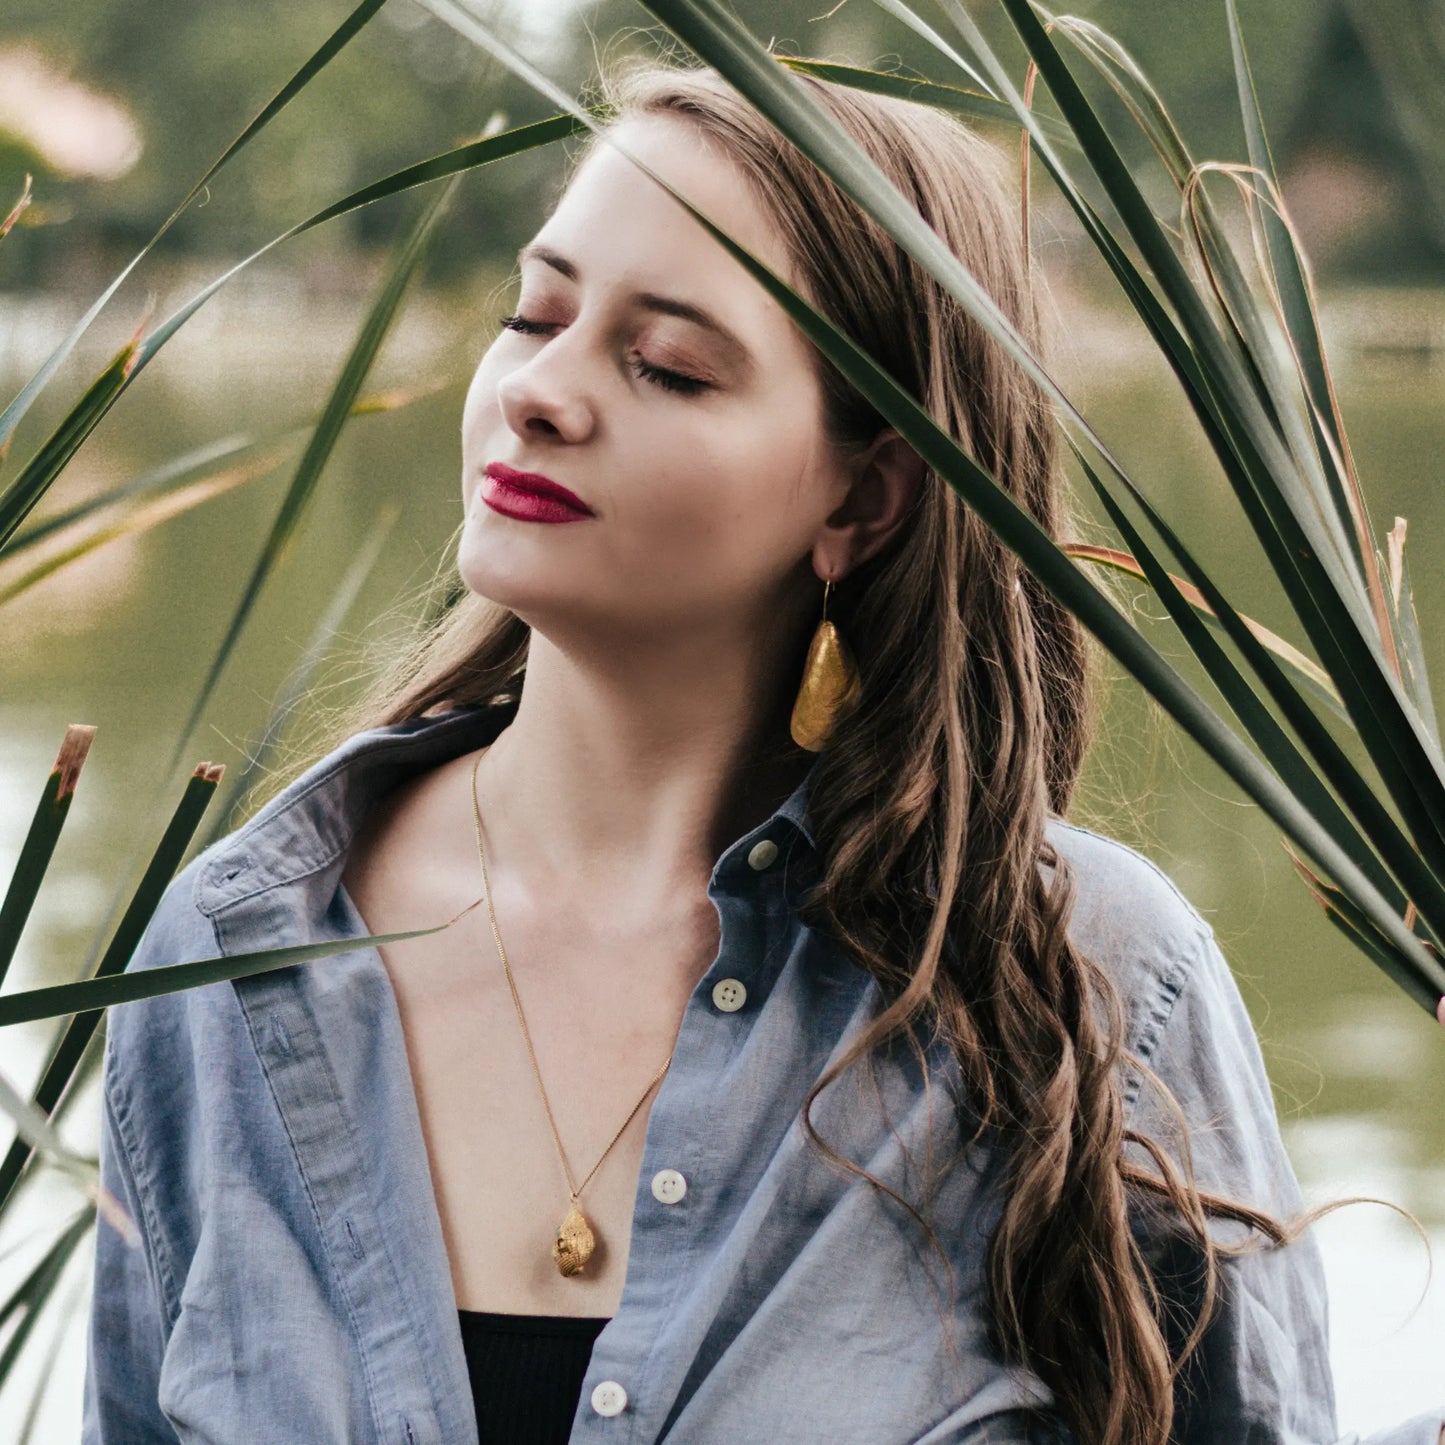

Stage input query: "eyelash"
[{"left": 496, "top": 313, "right": 710, "bottom": 396}]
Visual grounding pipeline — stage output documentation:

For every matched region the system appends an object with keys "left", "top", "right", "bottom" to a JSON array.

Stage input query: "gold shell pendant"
[{"left": 553, "top": 1201, "right": 597, "bottom": 1277}]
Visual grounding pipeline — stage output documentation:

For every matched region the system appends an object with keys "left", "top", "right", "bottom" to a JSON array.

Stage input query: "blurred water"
[{"left": 0, "top": 282, "right": 1441, "bottom": 1437}]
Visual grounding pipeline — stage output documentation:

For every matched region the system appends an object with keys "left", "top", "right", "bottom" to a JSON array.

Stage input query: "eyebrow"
[{"left": 516, "top": 241, "right": 754, "bottom": 369}]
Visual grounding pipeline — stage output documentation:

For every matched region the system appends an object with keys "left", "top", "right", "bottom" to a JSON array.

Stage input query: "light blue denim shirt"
[{"left": 82, "top": 699, "right": 1444, "bottom": 1444}]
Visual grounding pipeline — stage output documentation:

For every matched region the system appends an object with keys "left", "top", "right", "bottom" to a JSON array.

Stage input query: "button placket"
[{"left": 579, "top": 847, "right": 793, "bottom": 1441}]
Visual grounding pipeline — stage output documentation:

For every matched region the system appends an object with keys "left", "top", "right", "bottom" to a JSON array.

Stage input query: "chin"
[{"left": 455, "top": 544, "right": 563, "bottom": 626}]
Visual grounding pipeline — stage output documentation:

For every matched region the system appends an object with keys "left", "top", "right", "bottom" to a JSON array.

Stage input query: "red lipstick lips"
[{"left": 481, "top": 463, "right": 595, "bottom": 524}]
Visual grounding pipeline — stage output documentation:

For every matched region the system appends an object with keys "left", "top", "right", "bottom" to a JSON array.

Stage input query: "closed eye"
[{"left": 496, "top": 313, "right": 711, "bottom": 396}]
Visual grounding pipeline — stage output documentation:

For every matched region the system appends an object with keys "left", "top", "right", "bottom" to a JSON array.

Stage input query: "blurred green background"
[{"left": 1, "top": 0, "right": 1442, "bottom": 1436}]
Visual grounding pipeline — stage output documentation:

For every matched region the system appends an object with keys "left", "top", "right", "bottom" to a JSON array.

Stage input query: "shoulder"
[
  {"left": 1042, "top": 817, "right": 1292, "bottom": 1173},
  {"left": 105, "top": 711, "right": 484, "bottom": 1057},
  {"left": 1042, "top": 816, "right": 1218, "bottom": 1081}
]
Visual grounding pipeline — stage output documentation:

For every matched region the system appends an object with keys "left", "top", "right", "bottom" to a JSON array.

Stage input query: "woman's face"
[{"left": 458, "top": 115, "right": 859, "bottom": 650}]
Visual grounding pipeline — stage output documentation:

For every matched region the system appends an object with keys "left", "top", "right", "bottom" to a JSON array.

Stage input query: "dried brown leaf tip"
[
  {"left": 0, "top": 173, "right": 32, "bottom": 239},
  {"left": 53, "top": 724, "right": 98, "bottom": 799},
  {"left": 194, "top": 762, "right": 226, "bottom": 785},
  {"left": 119, "top": 295, "right": 157, "bottom": 380}
]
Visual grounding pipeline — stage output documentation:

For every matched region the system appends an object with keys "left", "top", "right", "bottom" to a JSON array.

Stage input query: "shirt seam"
[
  {"left": 229, "top": 980, "right": 395, "bottom": 1442},
  {"left": 1119, "top": 921, "right": 1217, "bottom": 1123},
  {"left": 103, "top": 1039, "right": 182, "bottom": 1332}
]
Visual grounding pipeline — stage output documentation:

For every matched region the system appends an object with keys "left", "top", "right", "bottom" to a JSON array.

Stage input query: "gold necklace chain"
[{"left": 468, "top": 750, "right": 674, "bottom": 1277}]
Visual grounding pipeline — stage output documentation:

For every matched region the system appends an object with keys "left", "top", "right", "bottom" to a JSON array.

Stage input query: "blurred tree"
[
  {"left": 0, "top": 0, "right": 579, "bottom": 287},
  {"left": 1275, "top": 3, "right": 1445, "bottom": 280},
  {"left": 0, "top": 0, "right": 1438, "bottom": 287}
]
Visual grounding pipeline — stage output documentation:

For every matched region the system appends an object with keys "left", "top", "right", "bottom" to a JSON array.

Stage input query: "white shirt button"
[
  {"left": 651, "top": 1168, "right": 687, "bottom": 1204},
  {"left": 591, "top": 1380, "right": 628, "bottom": 1417},
  {"left": 711, "top": 977, "right": 747, "bottom": 1012},
  {"left": 747, "top": 838, "right": 779, "bottom": 870}
]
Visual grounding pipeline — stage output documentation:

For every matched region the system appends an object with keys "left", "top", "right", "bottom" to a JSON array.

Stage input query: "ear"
[{"left": 812, "top": 428, "right": 927, "bottom": 580}]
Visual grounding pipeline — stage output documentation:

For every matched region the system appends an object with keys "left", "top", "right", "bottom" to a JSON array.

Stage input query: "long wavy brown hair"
[{"left": 263, "top": 53, "right": 1313, "bottom": 1445}]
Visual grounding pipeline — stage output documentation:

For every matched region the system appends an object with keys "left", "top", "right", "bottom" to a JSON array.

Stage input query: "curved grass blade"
[
  {"left": 969, "top": 0, "right": 1445, "bottom": 882},
  {"left": 932, "top": 0, "right": 1394, "bottom": 659},
  {"left": 1070, "top": 449, "right": 1418, "bottom": 928},
  {"left": 1064, "top": 544, "right": 1346, "bottom": 722},
  {"left": 0, "top": 0, "right": 390, "bottom": 457},
  {"left": 867, "top": 3, "right": 1377, "bottom": 745},
  {"left": 160, "top": 168, "right": 463, "bottom": 789},
  {"left": 1068, "top": 443, "right": 1445, "bottom": 947},
  {"left": 1180, "top": 162, "right": 1378, "bottom": 602},
  {"left": 1226, "top": 0, "right": 1357, "bottom": 518},
  {"left": 1053, "top": 2, "right": 1369, "bottom": 564},
  {"left": 1049, "top": 15, "right": 1366, "bottom": 596},
  {"left": 699, "top": 0, "right": 1407, "bottom": 744},
  {"left": 0, "top": 728, "right": 96, "bottom": 987}
]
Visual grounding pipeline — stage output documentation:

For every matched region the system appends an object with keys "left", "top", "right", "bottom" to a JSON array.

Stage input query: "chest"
[{"left": 339, "top": 860, "right": 723, "bottom": 1318}]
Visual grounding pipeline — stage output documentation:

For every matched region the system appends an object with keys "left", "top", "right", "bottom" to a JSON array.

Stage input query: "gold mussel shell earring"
[{"left": 789, "top": 576, "right": 861, "bottom": 752}]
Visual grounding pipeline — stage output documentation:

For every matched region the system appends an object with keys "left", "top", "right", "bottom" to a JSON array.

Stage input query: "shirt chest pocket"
[{"left": 157, "top": 1187, "right": 373, "bottom": 1444}]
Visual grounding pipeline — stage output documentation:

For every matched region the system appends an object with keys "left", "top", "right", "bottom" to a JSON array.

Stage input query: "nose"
[{"left": 495, "top": 328, "right": 597, "bottom": 445}]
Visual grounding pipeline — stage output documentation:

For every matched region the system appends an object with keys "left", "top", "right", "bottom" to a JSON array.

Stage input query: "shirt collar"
[{"left": 195, "top": 698, "right": 817, "bottom": 917}]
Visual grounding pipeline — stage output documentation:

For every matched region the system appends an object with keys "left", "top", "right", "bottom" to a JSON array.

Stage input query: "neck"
[{"left": 470, "top": 619, "right": 813, "bottom": 906}]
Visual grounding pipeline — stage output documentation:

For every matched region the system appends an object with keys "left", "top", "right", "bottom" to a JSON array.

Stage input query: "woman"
[{"left": 83, "top": 57, "right": 1445, "bottom": 1445}]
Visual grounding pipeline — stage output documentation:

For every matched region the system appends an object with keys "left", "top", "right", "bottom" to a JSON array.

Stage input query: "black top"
[{"left": 458, "top": 1308, "right": 612, "bottom": 1443}]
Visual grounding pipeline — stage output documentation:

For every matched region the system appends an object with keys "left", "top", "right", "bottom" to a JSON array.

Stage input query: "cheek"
[
  {"left": 458, "top": 359, "right": 506, "bottom": 511},
  {"left": 612, "top": 417, "right": 821, "bottom": 583}
]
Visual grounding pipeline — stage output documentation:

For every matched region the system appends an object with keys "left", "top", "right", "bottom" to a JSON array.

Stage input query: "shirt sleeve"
[
  {"left": 1126, "top": 924, "right": 1444, "bottom": 1445},
  {"left": 81, "top": 1039, "right": 181, "bottom": 1445}
]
